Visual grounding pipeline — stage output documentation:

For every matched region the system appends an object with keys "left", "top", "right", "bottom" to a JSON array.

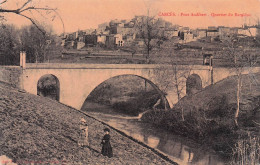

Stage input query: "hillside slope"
[
  {"left": 175, "top": 72, "right": 260, "bottom": 124},
  {"left": 0, "top": 83, "right": 171, "bottom": 164},
  {"left": 142, "top": 72, "right": 260, "bottom": 160}
]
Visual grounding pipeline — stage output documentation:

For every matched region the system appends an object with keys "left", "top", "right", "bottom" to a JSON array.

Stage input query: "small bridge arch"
[
  {"left": 186, "top": 74, "right": 202, "bottom": 95},
  {"left": 37, "top": 74, "right": 60, "bottom": 101}
]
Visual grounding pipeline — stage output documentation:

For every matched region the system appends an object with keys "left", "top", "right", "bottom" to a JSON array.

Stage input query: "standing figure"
[
  {"left": 78, "top": 118, "right": 89, "bottom": 147},
  {"left": 101, "top": 128, "right": 113, "bottom": 158}
]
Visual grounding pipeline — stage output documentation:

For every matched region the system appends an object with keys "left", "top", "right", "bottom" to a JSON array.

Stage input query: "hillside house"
[
  {"left": 84, "top": 35, "right": 97, "bottom": 46},
  {"left": 238, "top": 26, "right": 259, "bottom": 37},
  {"left": 164, "top": 29, "right": 179, "bottom": 39},
  {"left": 105, "top": 35, "right": 116, "bottom": 48},
  {"left": 114, "top": 34, "right": 124, "bottom": 47},
  {"left": 196, "top": 29, "right": 207, "bottom": 38},
  {"left": 230, "top": 28, "right": 238, "bottom": 35},
  {"left": 76, "top": 42, "right": 85, "bottom": 49},
  {"left": 218, "top": 26, "right": 231, "bottom": 39},
  {"left": 111, "top": 26, "right": 135, "bottom": 36},
  {"left": 61, "top": 39, "right": 66, "bottom": 47},
  {"left": 179, "top": 31, "right": 195, "bottom": 43},
  {"left": 180, "top": 27, "right": 190, "bottom": 32},
  {"left": 184, "top": 32, "right": 195, "bottom": 42},
  {"left": 97, "top": 34, "right": 106, "bottom": 45},
  {"left": 207, "top": 26, "right": 219, "bottom": 37},
  {"left": 71, "top": 32, "right": 78, "bottom": 40}
]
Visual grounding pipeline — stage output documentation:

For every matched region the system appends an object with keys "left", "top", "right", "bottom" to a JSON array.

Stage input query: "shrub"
[{"left": 231, "top": 133, "right": 260, "bottom": 165}]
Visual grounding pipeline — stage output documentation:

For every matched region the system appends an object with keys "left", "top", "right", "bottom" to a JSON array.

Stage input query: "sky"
[{"left": 1, "top": 0, "right": 260, "bottom": 34}]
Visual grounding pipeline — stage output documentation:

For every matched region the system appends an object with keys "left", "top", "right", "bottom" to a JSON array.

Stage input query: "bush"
[
  {"left": 141, "top": 110, "right": 169, "bottom": 125},
  {"left": 231, "top": 133, "right": 260, "bottom": 165},
  {"left": 141, "top": 100, "right": 235, "bottom": 144}
]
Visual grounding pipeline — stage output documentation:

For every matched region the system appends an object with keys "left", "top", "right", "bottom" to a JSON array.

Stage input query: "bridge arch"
[
  {"left": 80, "top": 74, "right": 170, "bottom": 111},
  {"left": 186, "top": 74, "right": 202, "bottom": 95},
  {"left": 37, "top": 74, "right": 60, "bottom": 101}
]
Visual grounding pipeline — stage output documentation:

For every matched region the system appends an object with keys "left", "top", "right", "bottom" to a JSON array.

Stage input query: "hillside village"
[{"left": 61, "top": 15, "right": 260, "bottom": 50}]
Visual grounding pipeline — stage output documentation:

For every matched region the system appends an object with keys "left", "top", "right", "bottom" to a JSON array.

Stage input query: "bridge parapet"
[{"left": 25, "top": 63, "right": 212, "bottom": 70}]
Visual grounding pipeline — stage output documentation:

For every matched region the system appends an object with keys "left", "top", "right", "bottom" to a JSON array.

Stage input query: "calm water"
[{"left": 85, "top": 103, "right": 226, "bottom": 165}]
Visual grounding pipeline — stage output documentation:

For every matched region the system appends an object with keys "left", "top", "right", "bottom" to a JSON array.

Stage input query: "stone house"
[
  {"left": 97, "top": 34, "right": 106, "bottom": 45},
  {"left": 84, "top": 34, "right": 97, "bottom": 46},
  {"left": 238, "top": 26, "right": 259, "bottom": 37},
  {"left": 114, "top": 34, "right": 124, "bottom": 47},
  {"left": 76, "top": 42, "right": 85, "bottom": 49},
  {"left": 229, "top": 28, "right": 239, "bottom": 35},
  {"left": 105, "top": 35, "right": 116, "bottom": 48},
  {"left": 207, "top": 27, "right": 219, "bottom": 37},
  {"left": 164, "top": 29, "right": 179, "bottom": 38},
  {"left": 196, "top": 29, "right": 207, "bottom": 38},
  {"left": 218, "top": 26, "right": 231, "bottom": 39}
]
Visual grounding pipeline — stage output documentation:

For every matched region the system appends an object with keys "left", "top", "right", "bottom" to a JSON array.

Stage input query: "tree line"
[
  {"left": 0, "top": 0, "right": 62, "bottom": 65},
  {"left": 0, "top": 24, "right": 62, "bottom": 65}
]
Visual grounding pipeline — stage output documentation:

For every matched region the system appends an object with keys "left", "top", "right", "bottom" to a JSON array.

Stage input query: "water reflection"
[{"left": 89, "top": 112, "right": 225, "bottom": 165}]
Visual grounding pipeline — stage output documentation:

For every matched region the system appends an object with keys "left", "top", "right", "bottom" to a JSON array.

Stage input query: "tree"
[
  {"left": 20, "top": 24, "right": 62, "bottom": 63},
  {"left": 134, "top": 14, "right": 165, "bottom": 63},
  {"left": 153, "top": 61, "right": 193, "bottom": 120},
  {"left": 0, "top": 0, "right": 59, "bottom": 34},
  {"left": 150, "top": 39, "right": 198, "bottom": 120},
  {"left": 0, "top": 24, "right": 20, "bottom": 65},
  {"left": 0, "top": 0, "right": 64, "bottom": 65},
  {"left": 223, "top": 33, "right": 259, "bottom": 127}
]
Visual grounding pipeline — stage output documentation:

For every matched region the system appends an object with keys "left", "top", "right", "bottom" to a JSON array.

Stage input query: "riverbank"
[
  {"left": 141, "top": 73, "right": 260, "bottom": 163},
  {"left": 0, "top": 83, "right": 173, "bottom": 164},
  {"left": 85, "top": 108, "right": 225, "bottom": 165}
]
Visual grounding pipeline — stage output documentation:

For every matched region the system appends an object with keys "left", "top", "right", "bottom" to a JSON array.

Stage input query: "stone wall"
[{"left": 0, "top": 66, "right": 22, "bottom": 88}]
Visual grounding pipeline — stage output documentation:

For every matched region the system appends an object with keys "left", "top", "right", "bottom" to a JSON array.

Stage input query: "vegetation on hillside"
[
  {"left": 141, "top": 73, "right": 260, "bottom": 163},
  {"left": 0, "top": 24, "right": 62, "bottom": 65}
]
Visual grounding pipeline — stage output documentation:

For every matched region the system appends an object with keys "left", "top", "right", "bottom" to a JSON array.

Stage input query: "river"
[{"left": 83, "top": 102, "right": 226, "bottom": 165}]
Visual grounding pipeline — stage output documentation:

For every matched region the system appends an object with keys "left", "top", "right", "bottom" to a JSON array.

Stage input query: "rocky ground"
[{"left": 0, "top": 82, "right": 173, "bottom": 165}]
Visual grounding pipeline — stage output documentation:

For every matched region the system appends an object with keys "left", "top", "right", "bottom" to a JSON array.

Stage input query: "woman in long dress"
[{"left": 101, "top": 128, "right": 113, "bottom": 158}]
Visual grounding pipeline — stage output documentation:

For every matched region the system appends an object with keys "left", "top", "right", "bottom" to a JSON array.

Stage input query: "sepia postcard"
[{"left": 0, "top": 0, "right": 260, "bottom": 164}]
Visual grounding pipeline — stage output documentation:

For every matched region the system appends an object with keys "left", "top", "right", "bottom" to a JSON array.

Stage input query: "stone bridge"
[
  {"left": 2, "top": 63, "right": 260, "bottom": 110},
  {"left": 20, "top": 63, "right": 215, "bottom": 109}
]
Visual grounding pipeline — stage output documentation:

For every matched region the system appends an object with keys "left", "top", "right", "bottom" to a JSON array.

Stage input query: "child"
[
  {"left": 101, "top": 128, "right": 113, "bottom": 158},
  {"left": 78, "top": 118, "right": 89, "bottom": 147}
]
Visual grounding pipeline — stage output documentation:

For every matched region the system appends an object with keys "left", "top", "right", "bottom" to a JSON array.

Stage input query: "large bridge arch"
[{"left": 79, "top": 74, "right": 170, "bottom": 110}]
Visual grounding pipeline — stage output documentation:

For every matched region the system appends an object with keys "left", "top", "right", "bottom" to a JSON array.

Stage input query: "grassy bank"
[
  {"left": 141, "top": 73, "right": 260, "bottom": 163},
  {"left": 0, "top": 82, "right": 173, "bottom": 164}
]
